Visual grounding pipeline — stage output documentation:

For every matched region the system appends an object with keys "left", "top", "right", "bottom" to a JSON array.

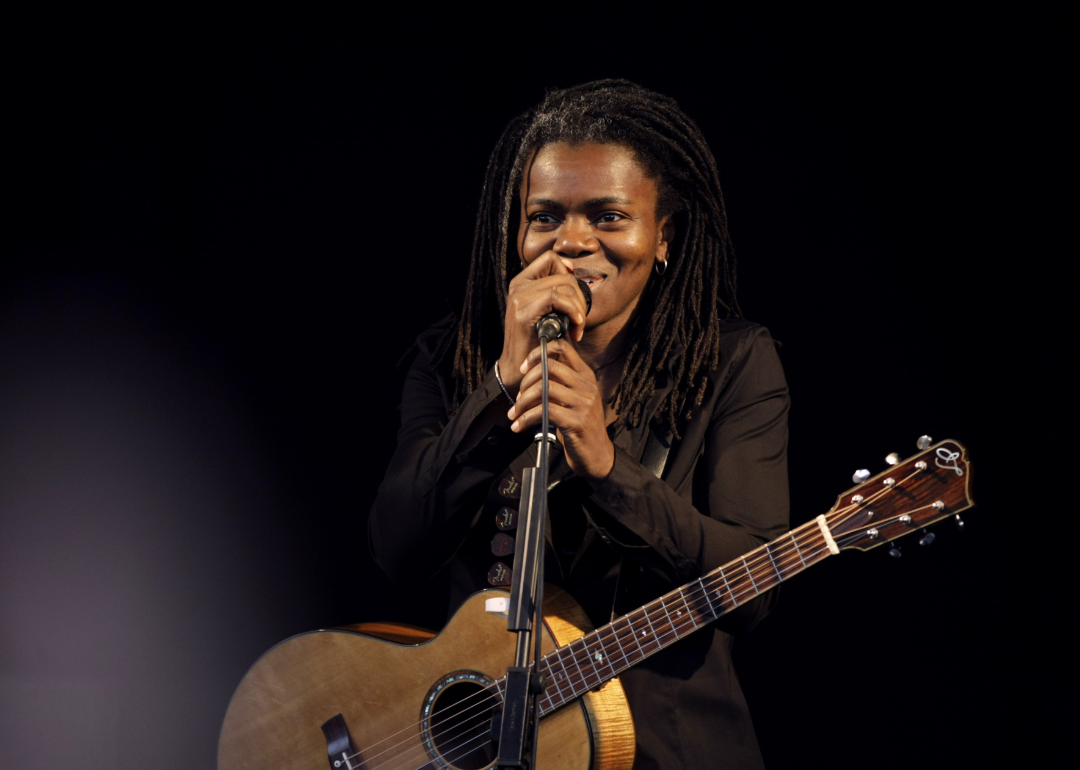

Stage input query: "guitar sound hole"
[{"left": 425, "top": 674, "right": 498, "bottom": 770}]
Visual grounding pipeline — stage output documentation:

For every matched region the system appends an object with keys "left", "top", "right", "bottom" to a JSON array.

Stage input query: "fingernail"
[
  {"left": 519, "top": 361, "right": 527, "bottom": 373},
  {"left": 507, "top": 406, "right": 515, "bottom": 419},
  {"left": 510, "top": 420, "right": 520, "bottom": 432}
]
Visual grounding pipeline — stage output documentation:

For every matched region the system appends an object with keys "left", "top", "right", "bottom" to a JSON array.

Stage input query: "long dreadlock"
[{"left": 445, "top": 79, "right": 742, "bottom": 438}]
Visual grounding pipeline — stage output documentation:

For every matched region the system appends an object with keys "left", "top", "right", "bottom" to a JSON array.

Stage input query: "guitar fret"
[
  {"left": 718, "top": 569, "right": 734, "bottom": 610},
  {"left": 582, "top": 636, "right": 616, "bottom": 682},
  {"left": 625, "top": 613, "right": 647, "bottom": 658},
  {"left": 764, "top": 542, "right": 783, "bottom": 581},
  {"left": 630, "top": 610, "right": 661, "bottom": 656},
  {"left": 538, "top": 686, "right": 553, "bottom": 711},
  {"left": 583, "top": 638, "right": 607, "bottom": 687},
  {"left": 545, "top": 656, "right": 570, "bottom": 705},
  {"left": 695, "top": 581, "right": 718, "bottom": 623},
  {"left": 577, "top": 639, "right": 602, "bottom": 690},
  {"left": 556, "top": 656, "right": 574, "bottom": 704},
  {"left": 701, "top": 577, "right": 719, "bottom": 617},
  {"left": 643, "top": 605, "right": 663, "bottom": 647},
  {"left": 565, "top": 639, "right": 591, "bottom": 693},
  {"left": 620, "top": 616, "right": 644, "bottom": 666},
  {"left": 538, "top": 682, "right": 554, "bottom": 711},
  {"left": 678, "top": 586, "right": 700, "bottom": 630},
  {"left": 608, "top": 617, "right": 632, "bottom": 670},
  {"left": 742, "top": 556, "right": 760, "bottom": 595},
  {"left": 658, "top": 597, "right": 678, "bottom": 641},
  {"left": 791, "top": 531, "right": 808, "bottom": 568}
]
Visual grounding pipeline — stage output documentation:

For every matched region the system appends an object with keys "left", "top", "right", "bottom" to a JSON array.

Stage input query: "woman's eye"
[
  {"left": 597, "top": 212, "right": 624, "bottom": 223},
  {"left": 531, "top": 213, "right": 557, "bottom": 224}
]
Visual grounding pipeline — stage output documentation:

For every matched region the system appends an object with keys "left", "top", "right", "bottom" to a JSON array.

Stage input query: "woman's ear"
[{"left": 656, "top": 215, "right": 675, "bottom": 264}]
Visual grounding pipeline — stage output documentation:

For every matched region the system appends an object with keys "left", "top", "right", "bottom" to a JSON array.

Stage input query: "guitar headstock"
[{"left": 825, "top": 439, "right": 974, "bottom": 552}]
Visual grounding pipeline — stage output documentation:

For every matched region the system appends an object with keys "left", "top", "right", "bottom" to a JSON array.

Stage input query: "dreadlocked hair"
[{"left": 447, "top": 79, "right": 742, "bottom": 438}]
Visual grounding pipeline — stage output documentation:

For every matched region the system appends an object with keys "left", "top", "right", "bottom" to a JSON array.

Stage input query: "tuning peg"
[
  {"left": 917, "top": 435, "right": 933, "bottom": 450},
  {"left": 885, "top": 452, "right": 900, "bottom": 466},
  {"left": 919, "top": 529, "right": 936, "bottom": 546},
  {"left": 888, "top": 542, "right": 902, "bottom": 558},
  {"left": 853, "top": 469, "right": 871, "bottom": 484},
  {"left": 954, "top": 515, "right": 965, "bottom": 532}
]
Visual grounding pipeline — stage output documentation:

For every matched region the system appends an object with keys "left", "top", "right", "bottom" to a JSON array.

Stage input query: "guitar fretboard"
[{"left": 489, "top": 517, "right": 836, "bottom": 713}]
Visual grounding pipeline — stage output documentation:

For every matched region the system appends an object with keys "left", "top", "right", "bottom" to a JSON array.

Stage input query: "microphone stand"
[
  {"left": 495, "top": 330, "right": 558, "bottom": 769},
  {"left": 496, "top": 281, "right": 589, "bottom": 768}
]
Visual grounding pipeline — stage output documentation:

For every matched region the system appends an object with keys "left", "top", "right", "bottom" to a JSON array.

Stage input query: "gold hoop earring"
[{"left": 655, "top": 259, "right": 668, "bottom": 276}]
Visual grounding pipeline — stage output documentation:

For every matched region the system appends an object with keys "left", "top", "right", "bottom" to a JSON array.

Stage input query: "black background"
[{"left": 1, "top": 9, "right": 1068, "bottom": 769}]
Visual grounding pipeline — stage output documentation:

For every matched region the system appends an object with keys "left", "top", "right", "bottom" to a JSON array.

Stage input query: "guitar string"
[
  {"left": 358, "top": 501, "right": 890, "bottom": 770},
  {"left": 345, "top": 531, "right": 832, "bottom": 770},
  {"left": 355, "top": 500, "right": 886, "bottom": 770},
  {"left": 385, "top": 538, "right": 841, "bottom": 770},
  {"left": 404, "top": 520, "right": 914, "bottom": 770},
  {"left": 377, "top": 519, "right": 907, "bottom": 770},
  {"left": 349, "top": 535, "right": 820, "bottom": 770},
  {"left": 355, "top": 531, "right": 839, "bottom": 770},
  {"left": 352, "top": 465, "right": 937, "bottom": 770},
  {"left": 351, "top": 463, "right": 920, "bottom": 767}
]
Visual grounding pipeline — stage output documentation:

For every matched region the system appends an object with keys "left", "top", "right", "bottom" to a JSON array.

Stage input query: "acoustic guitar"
[{"left": 219, "top": 438, "right": 974, "bottom": 770}]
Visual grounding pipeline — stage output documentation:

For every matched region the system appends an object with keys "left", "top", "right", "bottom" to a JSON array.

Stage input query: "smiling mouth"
[{"left": 573, "top": 268, "right": 606, "bottom": 290}]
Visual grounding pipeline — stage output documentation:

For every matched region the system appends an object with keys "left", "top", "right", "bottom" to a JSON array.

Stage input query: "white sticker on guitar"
[{"left": 935, "top": 448, "right": 964, "bottom": 476}]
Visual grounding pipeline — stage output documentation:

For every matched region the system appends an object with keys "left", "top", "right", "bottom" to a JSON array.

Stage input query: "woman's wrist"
[
  {"left": 576, "top": 439, "right": 616, "bottom": 485},
  {"left": 494, "top": 360, "right": 517, "bottom": 406}
]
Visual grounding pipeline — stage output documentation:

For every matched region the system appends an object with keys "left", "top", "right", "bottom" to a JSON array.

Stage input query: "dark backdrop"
[{"left": 2, "top": 10, "right": 1067, "bottom": 769}]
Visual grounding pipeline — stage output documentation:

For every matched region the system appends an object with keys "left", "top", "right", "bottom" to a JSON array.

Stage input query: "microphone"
[{"left": 536, "top": 279, "right": 592, "bottom": 342}]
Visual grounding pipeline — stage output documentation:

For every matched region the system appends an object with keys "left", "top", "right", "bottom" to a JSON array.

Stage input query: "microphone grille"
[{"left": 576, "top": 279, "right": 593, "bottom": 315}]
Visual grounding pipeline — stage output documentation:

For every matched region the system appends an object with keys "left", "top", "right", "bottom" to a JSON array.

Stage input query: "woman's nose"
[{"left": 555, "top": 217, "right": 598, "bottom": 258}]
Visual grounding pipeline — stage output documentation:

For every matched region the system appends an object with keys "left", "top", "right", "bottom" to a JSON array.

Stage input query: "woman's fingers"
[
  {"left": 509, "top": 278, "right": 586, "bottom": 328},
  {"left": 513, "top": 251, "right": 575, "bottom": 280},
  {"left": 507, "top": 253, "right": 588, "bottom": 339},
  {"left": 509, "top": 342, "right": 599, "bottom": 427},
  {"left": 517, "top": 338, "right": 586, "bottom": 375},
  {"left": 507, "top": 344, "right": 614, "bottom": 482},
  {"left": 510, "top": 376, "right": 594, "bottom": 423},
  {"left": 499, "top": 255, "right": 589, "bottom": 391}
]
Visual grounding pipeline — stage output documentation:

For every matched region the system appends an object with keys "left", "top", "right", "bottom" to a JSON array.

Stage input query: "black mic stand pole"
[
  {"left": 495, "top": 332, "right": 558, "bottom": 769},
  {"left": 496, "top": 281, "right": 590, "bottom": 768}
]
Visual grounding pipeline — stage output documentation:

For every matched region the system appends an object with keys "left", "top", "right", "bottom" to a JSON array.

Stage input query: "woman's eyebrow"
[
  {"left": 585, "top": 196, "right": 634, "bottom": 207},
  {"left": 526, "top": 196, "right": 634, "bottom": 208},
  {"left": 525, "top": 197, "right": 564, "bottom": 209}
]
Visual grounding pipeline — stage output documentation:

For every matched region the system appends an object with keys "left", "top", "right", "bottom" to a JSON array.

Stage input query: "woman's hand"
[
  {"left": 508, "top": 339, "right": 615, "bottom": 483},
  {"left": 497, "top": 252, "right": 588, "bottom": 395}
]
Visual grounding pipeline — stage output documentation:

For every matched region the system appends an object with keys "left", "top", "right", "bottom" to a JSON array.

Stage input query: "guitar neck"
[
  {"left": 493, "top": 517, "right": 838, "bottom": 715},
  {"left": 484, "top": 438, "right": 972, "bottom": 715}
]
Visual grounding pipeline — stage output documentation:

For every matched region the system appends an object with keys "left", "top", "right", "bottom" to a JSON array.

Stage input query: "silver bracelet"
[{"left": 494, "top": 360, "right": 516, "bottom": 407}]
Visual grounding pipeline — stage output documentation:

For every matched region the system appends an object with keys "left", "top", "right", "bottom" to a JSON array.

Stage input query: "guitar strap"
[
  {"left": 640, "top": 422, "right": 673, "bottom": 481},
  {"left": 610, "top": 424, "right": 672, "bottom": 621}
]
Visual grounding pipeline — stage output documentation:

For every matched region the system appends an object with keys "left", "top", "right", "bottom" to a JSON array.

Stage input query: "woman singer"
[{"left": 370, "top": 79, "right": 789, "bottom": 770}]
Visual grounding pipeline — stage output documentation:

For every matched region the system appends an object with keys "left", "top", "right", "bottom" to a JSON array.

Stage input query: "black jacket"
[{"left": 370, "top": 317, "right": 789, "bottom": 770}]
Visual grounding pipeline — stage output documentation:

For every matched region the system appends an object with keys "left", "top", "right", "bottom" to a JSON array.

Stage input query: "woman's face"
[{"left": 518, "top": 142, "right": 673, "bottom": 336}]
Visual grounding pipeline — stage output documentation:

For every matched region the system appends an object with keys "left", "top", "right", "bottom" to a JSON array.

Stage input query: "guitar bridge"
[{"left": 322, "top": 713, "right": 363, "bottom": 769}]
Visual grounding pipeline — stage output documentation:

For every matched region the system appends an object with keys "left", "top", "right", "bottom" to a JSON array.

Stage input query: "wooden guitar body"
[{"left": 218, "top": 585, "right": 635, "bottom": 770}]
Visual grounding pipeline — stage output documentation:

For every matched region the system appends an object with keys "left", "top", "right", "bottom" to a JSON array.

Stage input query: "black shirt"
[{"left": 370, "top": 317, "right": 789, "bottom": 770}]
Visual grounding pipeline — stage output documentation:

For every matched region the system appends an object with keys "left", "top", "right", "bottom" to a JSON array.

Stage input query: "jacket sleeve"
[
  {"left": 585, "top": 326, "right": 790, "bottom": 630},
  {"left": 368, "top": 346, "right": 533, "bottom": 583}
]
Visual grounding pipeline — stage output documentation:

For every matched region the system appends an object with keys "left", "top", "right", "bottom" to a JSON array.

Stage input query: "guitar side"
[{"left": 218, "top": 586, "right": 635, "bottom": 770}]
